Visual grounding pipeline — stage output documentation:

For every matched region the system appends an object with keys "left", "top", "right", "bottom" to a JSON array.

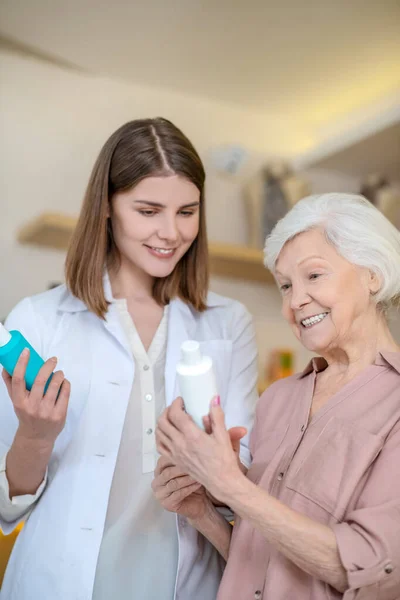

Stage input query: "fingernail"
[
  {"left": 50, "top": 357, "right": 58, "bottom": 364},
  {"left": 21, "top": 348, "right": 29, "bottom": 357},
  {"left": 212, "top": 395, "right": 220, "bottom": 406}
]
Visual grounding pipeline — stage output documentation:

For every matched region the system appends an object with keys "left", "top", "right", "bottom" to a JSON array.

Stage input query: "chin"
[
  {"left": 304, "top": 343, "right": 324, "bottom": 354},
  {"left": 305, "top": 341, "right": 333, "bottom": 356},
  {"left": 145, "top": 262, "right": 178, "bottom": 278},
  {"left": 300, "top": 333, "right": 333, "bottom": 355}
]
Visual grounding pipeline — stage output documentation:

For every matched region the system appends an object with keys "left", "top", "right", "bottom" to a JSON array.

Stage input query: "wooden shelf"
[
  {"left": 208, "top": 241, "right": 272, "bottom": 283},
  {"left": 17, "top": 212, "right": 77, "bottom": 251},
  {"left": 17, "top": 212, "right": 273, "bottom": 283}
]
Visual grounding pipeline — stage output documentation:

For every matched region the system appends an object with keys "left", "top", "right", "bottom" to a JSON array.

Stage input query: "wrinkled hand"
[
  {"left": 203, "top": 413, "right": 248, "bottom": 475},
  {"left": 156, "top": 397, "right": 246, "bottom": 504},
  {"left": 152, "top": 455, "right": 210, "bottom": 521},
  {"left": 2, "top": 348, "right": 70, "bottom": 447}
]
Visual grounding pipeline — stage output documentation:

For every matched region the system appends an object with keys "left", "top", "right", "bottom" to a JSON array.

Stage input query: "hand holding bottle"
[
  {"left": 2, "top": 348, "right": 70, "bottom": 446},
  {"left": 2, "top": 347, "right": 70, "bottom": 497},
  {"left": 156, "top": 397, "right": 245, "bottom": 506}
]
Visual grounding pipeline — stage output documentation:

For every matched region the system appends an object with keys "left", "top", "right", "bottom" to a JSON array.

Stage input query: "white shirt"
[
  {"left": 93, "top": 300, "right": 178, "bottom": 599},
  {"left": 0, "top": 277, "right": 258, "bottom": 600}
]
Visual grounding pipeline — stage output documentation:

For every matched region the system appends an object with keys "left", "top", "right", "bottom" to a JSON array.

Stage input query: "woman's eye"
[
  {"left": 179, "top": 210, "right": 195, "bottom": 217},
  {"left": 309, "top": 273, "right": 321, "bottom": 280},
  {"left": 138, "top": 210, "right": 156, "bottom": 217},
  {"left": 280, "top": 283, "right": 291, "bottom": 292}
]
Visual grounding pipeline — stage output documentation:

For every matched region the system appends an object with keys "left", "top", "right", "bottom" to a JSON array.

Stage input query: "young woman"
[{"left": 0, "top": 118, "right": 258, "bottom": 600}]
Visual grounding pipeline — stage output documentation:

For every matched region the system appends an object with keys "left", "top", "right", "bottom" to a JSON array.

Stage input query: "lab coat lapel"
[{"left": 101, "top": 273, "right": 131, "bottom": 358}]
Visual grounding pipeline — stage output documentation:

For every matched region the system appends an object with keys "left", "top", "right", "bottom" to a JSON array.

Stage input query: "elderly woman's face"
[{"left": 275, "top": 228, "right": 379, "bottom": 354}]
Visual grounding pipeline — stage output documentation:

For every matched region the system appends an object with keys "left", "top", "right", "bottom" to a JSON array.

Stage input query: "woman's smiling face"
[
  {"left": 110, "top": 174, "right": 200, "bottom": 279},
  {"left": 275, "top": 228, "right": 380, "bottom": 355}
]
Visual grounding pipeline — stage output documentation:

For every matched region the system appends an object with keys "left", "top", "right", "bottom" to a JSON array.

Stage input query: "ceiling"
[
  {"left": 1, "top": 0, "right": 400, "bottom": 129},
  {"left": 308, "top": 121, "right": 400, "bottom": 180}
]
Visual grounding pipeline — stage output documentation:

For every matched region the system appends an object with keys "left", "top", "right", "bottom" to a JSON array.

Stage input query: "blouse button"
[
  {"left": 384, "top": 564, "right": 393, "bottom": 574},
  {"left": 301, "top": 425, "right": 305, "bottom": 432},
  {"left": 254, "top": 591, "right": 262, "bottom": 599},
  {"left": 143, "top": 365, "right": 150, "bottom": 371},
  {"left": 146, "top": 428, "right": 153, "bottom": 435},
  {"left": 145, "top": 394, "right": 153, "bottom": 402},
  {"left": 277, "top": 472, "right": 284, "bottom": 481}
]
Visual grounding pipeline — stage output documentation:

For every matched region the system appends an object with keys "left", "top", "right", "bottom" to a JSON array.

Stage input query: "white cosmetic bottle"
[{"left": 176, "top": 340, "right": 218, "bottom": 429}]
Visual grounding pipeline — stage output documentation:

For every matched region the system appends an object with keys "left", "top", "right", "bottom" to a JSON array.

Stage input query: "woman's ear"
[{"left": 368, "top": 270, "right": 381, "bottom": 296}]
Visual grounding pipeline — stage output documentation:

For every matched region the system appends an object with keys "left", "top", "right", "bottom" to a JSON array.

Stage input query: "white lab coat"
[{"left": 0, "top": 279, "right": 258, "bottom": 600}]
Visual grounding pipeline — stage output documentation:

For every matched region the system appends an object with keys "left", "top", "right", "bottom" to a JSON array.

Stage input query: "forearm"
[
  {"left": 189, "top": 501, "right": 233, "bottom": 561},
  {"left": 221, "top": 476, "right": 348, "bottom": 593},
  {"left": 6, "top": 429, "right": 52, "bottom": 497}
]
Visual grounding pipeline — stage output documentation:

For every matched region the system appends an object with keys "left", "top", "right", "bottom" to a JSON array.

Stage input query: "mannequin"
[
  {"left": 243, "top": 160, "right": 311, "bottom": 249},
  {"left": 361, "top": 174, "right": 400, "bottom": 229}
]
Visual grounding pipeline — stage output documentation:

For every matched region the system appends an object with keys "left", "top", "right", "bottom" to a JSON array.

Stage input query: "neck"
[
  {"left": 322, "top": 311, "right": 400, "bottom": 377},
  {"left": 109, "top": 257, "right": 155, "bottom": 301}
]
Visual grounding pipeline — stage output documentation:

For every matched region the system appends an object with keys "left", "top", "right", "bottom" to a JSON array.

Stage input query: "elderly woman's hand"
[
  {"left": 151, "top": 455, "right": 211, "bottom": 521},
  {"left": 156, "top": 397, "right": 245, "bottom": 503}
]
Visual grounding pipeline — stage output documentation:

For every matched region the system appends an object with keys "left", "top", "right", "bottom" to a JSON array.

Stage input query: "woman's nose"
[
  {"left": 157, "top": 216, "right": 179, "bottom": 243},
  {"left": 290, "top": 284, "right": 311, "bottom": 310}
]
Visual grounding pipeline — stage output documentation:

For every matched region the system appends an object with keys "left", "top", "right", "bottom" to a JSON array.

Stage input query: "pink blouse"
[{"left": 218, "top": 352, "right": 400, "bottom": 600}]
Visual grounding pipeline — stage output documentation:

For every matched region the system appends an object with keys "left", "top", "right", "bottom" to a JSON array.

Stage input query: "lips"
[{"left": 144, "top": 245, "right": 177, "bottom": 258}]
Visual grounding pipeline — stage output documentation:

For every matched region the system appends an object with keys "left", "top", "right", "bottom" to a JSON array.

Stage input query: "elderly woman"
[{"left": 153, "top": 194, "right": 400, "bottom": 600}]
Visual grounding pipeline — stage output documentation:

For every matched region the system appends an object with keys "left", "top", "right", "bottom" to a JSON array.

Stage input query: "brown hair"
[{"left": 65, "top": 118, "right": 209, "bottom": 318}]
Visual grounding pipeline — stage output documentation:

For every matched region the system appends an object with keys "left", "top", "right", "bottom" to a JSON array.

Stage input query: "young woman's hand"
[
  {"left": 152, "top": 455, "right": 210, "bottom": 521},
  {"left": 156, "top": 397, "right": 246, "bottom": 504},
  {"left": 2, "top": 348, "right": 70, "bottom": 448}
]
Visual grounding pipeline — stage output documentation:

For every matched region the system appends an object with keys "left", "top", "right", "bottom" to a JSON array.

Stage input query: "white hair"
[{"left": 264, "top": 193, "right": 400, "bottom": 308}]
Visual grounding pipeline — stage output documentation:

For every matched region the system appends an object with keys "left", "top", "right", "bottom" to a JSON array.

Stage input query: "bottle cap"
[
  {"left": 181, "top": 340, "right": 202, "bottom": 366},
  {"left": 0, "top": 323, "right": 12, "bottom": 347}
]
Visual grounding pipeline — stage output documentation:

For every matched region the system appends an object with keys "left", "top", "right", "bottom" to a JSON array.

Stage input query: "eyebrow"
[
  {"left": 134, "top": 200, "right": 200, "bottom": 209},
  {"left": 275, "top": 255, "right": 326, "bottom": 277},
  {"left": 298, "top": 254, "right": 325, "bottom": 266}
]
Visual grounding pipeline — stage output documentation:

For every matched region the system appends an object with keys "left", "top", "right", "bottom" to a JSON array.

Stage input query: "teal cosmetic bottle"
[{"left": 0, "top": 322, "right": 52, "bottom": 392}]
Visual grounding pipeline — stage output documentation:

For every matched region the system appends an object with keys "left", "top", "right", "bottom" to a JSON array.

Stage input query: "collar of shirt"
[{"left": 299, "top": 350, "right": 400, "bottom": 378}]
